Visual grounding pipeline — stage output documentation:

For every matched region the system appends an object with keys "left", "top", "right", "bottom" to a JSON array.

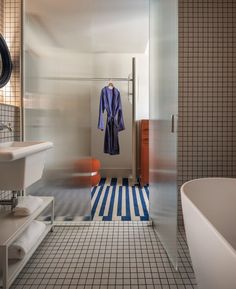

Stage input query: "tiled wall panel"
[
  {"left": 0, "top": 103, "right": 20, "bottom": 142},
  {"left": 0, "top": 0, "right": 21, "bottom": 205},
  {"left": 0, "top": 0, "right": 21, "bottom": 139},
  {"left": 178, "top": 0, "right": 236, "bottom": 225},
  {"left": 0, "top": 0, "right": 3, "bottom": 34},
  {"left": 0, "top": 0, "right": 21, "bottom": 106}
]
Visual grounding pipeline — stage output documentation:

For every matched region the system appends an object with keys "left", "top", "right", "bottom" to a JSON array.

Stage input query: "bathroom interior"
[{"left": 0, "top": 1, "right": 235, "bottom": 289}]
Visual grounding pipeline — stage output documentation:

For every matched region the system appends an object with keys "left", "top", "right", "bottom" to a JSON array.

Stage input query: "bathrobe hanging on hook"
[{"left": 98, "top": 86, "right": 125, "bottom": 155}]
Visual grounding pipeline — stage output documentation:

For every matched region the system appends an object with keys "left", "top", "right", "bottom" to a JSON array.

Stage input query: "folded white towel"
[
  {"left": 8, "top": 220, "right": 46, "bottom": 260},
  {"left": 14, "top": 196, "right": 43, "bottom": 216}
]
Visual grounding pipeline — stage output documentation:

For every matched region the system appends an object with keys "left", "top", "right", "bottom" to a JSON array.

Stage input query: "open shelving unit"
[{"left": 0, "top": 197, "right": 54, "bottom": 289}]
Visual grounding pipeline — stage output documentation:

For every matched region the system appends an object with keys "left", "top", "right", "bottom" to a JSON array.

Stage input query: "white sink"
[
  {"left": 0, "top": 141, "right": 53, "bottom": 190},
  {"left": 0, "top": 141, "right": 53, "bottom": 161}
]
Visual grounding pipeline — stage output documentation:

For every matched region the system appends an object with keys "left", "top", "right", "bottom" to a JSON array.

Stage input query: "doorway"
[{"left": 24, "top": 0, "right": 150, "bottom": 222}]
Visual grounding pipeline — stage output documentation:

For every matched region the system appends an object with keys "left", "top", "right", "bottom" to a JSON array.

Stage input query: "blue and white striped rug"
[
  {"left": 91, "top": 178, "right": 149, "bottom": 221},
  {"left": 32, "top": 177, "right": 149, "bottom": 222}
]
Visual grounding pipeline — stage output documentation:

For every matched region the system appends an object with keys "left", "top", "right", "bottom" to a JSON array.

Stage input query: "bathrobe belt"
[{"left": 107, "top": 115, "right": 116, "bottom": 126}]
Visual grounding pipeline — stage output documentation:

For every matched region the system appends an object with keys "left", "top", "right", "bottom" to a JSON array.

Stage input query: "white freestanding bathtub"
[{"left": 181, "top": 178, "right": 236, "bottom": 289}]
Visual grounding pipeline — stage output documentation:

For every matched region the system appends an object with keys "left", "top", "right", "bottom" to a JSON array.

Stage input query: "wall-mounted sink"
[{"left": 0, "top": 141, "right": 53, "bottom": 190}]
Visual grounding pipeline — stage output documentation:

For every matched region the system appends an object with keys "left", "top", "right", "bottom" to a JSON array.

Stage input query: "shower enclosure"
[{"left": 23, "top": 0, "right": 142, "bottom": 221}]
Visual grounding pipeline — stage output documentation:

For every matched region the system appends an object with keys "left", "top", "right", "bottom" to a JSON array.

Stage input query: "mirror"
[
  {"left": 0, "top": 34, "right": 12, "bottom": 88},
  {"left": 0, "top": 53, "right": 2, "bottom": 77}
]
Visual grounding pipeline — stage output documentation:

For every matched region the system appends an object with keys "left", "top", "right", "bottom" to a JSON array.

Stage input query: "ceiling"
[{"left": 25, "top": 0, "right": 149, "bottom": 54}]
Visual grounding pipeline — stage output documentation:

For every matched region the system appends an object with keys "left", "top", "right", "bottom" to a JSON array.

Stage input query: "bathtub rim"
[{"left": 181, "top": 177, "right": 236, "bottom": 255}]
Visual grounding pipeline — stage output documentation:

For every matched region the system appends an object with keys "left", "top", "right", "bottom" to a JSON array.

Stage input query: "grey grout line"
[{"left": 10, "top": 224, "right": 197, "bottom": 289}]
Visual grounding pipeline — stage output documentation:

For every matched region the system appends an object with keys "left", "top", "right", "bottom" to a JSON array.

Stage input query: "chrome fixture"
[
  {"left": 0, "top": 191, "right": 18, "bottom": 210},
  {"left": 0, "top": 122, "right": 12, "bottom": 132}
]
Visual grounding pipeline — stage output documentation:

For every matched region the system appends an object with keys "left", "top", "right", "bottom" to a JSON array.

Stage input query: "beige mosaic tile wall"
[
  {"left": 0, "top": 0, "right": 3, "bottom": 34},
  {"left": 0, "top": 0, "right": 21, "bottom": 143},
  {"left": 0, "top": 0, "right": 21, "bottom": 203},
  {"left": 0, "top": 0, "right": 21, "bottom": 106},
  {"left": 178, "top": 0, "right": 236, "bottom": 225}
]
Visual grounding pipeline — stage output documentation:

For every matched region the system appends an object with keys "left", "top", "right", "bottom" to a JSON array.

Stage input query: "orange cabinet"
[{"left": 139, "top": 120, "right": 149, "bottom": 186}]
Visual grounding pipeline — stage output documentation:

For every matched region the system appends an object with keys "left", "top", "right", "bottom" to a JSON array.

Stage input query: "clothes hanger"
[{"left": 108, "top": 80, "right": 114, "bottom": 89}]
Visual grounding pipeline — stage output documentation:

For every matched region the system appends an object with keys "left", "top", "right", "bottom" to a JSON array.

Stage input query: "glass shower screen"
[
  {"left": 149, "top": 0, "right": 178, "bottom": 268},
  {"left": 24, "top": 1, "right": 93, "bottom": 221}
]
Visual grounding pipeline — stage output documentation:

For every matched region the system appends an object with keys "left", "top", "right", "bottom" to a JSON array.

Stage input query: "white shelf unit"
[{"left": 0, "top": 197, "right": 54, "bottom": 289}]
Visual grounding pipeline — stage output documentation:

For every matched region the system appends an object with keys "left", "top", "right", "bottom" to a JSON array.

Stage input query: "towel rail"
[{"left": 39, "top": 76, "right": 133, "bottom": 82}]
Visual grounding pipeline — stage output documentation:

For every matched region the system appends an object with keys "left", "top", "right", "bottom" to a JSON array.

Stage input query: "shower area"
[{"left": 23, "top": 0, "right": 150, "bottom": 221}]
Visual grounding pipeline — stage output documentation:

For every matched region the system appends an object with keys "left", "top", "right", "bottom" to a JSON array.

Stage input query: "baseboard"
[{"left": 100, "top": 168, "right": 132, "bottom": 178}]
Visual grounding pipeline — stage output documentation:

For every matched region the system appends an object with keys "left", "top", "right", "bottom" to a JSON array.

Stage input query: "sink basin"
[
  {"left": 0, "top": 141, "right": 53, "bottom": 190},
  {"left": 0, "top": 141, "right": 53, "bottom": 161}
]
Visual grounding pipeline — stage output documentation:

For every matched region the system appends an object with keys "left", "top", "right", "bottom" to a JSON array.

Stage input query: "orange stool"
[
  {"left": 71, "top": 173, "right": 101, "bottom": 187},
  {"left": 73, "top": 158, "right": 100, "bottom": 173},
  {"left": 70, "top": 158, "right": 101, "bottom": 186}
]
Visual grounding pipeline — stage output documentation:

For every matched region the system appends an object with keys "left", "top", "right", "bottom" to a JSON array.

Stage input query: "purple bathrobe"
[{"left": 98, "top": 86, "right": 125, "bottom": 155}]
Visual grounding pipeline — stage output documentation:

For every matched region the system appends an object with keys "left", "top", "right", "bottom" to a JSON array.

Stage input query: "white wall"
[
  {"left": 25, "top": 48, "right": 149, "bottom": 176},
  {"left": 25, "top": 50, "right": 93, "bottom": 168},
  {"left": 136, "top": 44, "right": 149, "bottom": 120},
  {"left": 25, "top": 0, "right": 149, "bottom": 178}
]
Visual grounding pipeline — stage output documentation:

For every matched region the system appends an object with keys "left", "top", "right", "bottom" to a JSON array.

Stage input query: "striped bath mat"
[{"left": 91, "top": 177, "right": 149, "bottom": 221}]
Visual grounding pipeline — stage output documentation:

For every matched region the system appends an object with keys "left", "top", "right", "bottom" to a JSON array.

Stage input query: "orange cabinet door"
[{"left": 140, "top": 120, "right": 149, "bottom": 186}]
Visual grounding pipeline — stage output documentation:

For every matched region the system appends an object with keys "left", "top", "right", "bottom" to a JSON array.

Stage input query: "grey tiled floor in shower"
[{"left": 10, "top": 222, "right": 197, "bottom": 289}]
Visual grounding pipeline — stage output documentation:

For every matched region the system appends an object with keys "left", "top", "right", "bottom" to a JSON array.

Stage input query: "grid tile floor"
[{"left": 10, "top": 222, "right": 197, "bottom": 289}]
